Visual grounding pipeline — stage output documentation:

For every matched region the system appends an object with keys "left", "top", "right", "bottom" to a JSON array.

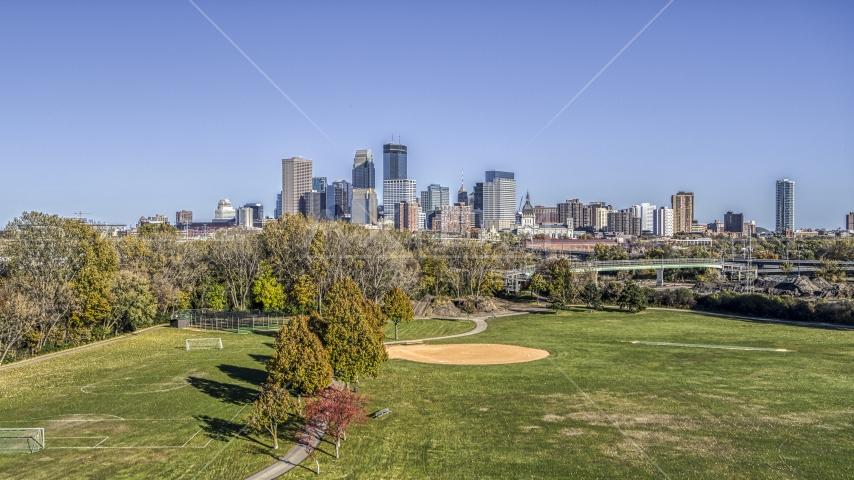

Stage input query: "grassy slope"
[
  {"left": 2, "top": 310, "right": 854, "bottom": 479},
  {"left": 383, "top": 319, "right": 476, "bottom": 341},
  {"left": 0, "top": 328, "right": 278, "bottom": 480},
  {"left": 295, "top": 309, "right": 854, "bottom": 479}
]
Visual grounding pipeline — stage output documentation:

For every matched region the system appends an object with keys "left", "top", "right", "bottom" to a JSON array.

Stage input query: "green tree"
[
  {"left": 781, "top": 262, "right": 794, "bottom": 276},
  {"left": 581, "top": 282, "right": 603, "bottom": 310},
  {"left": 617, "top": 281, "right": 647, "bottom": 313},
  {"left": 206, "top": 284, "right": 227, "bottom": 311},
  {"left": 137, "top": 222, "right": 179, "bottom": 237},
  {"left": 382, "top": 287, "right": 414, "bottom": 340},
  {"left": 594, "top": 243, "right": 629, "bottom": 261},
  {"left": 816, "top": 257, "right": 846, "bottom": 282},
  {"left": 266, "top": 315, "right": 333, "bottom": 396},
  {"left": 252, "top": 261, "right": 285, "bottom": 312},
  {"left": 322, "top": 278, "right": 388, "bottom": 385},
  {"left": 545, "top": 258, "right": 576, "bottom": 311},
  {"left": 602, "top": 281, "right": 623, "bottom": 305},
  {"left": 248, "top": 383, "right": 295, "bottom": 450},
  {"left": 528, "top": 274, "right": 548, "bottom": 305},
  {"left": 105, "top": 270, "right": 158, "bottom": 335}
]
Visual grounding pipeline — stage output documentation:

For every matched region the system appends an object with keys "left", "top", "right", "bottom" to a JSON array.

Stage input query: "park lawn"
[
  {"left": 0, "top": 327, "right": 280, "bottom": 480},
  {"left": 383, "top": 318, "right": 476, "bottom": 341},
  {"left": 291, "top": 309, "right": 854, "bottom": 479}
]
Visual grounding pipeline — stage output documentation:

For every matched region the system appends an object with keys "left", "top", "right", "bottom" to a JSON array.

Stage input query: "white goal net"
[
  {"left": 185, "top": 338, "right": 223, "bottom": 351},
  {"left": 0, "top": 428, "right": 45, "bottom": 454}
]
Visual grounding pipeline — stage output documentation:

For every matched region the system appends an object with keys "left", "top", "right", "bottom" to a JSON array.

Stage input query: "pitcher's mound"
[{"left": 386, "top": 343, "right": 549, "bottom": 365}]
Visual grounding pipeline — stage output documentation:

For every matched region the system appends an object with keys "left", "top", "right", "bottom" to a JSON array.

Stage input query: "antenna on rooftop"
[{"left": 74, "top": 211, "right": 91, "bottom": 220}]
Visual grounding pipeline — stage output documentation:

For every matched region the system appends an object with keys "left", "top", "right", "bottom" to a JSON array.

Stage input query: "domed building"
[
  {"left": 515, "top": 192, "right": 574, "bottom": 238},
  {"left": 213, "top": 198, "right": 236, "bottom": 222}
]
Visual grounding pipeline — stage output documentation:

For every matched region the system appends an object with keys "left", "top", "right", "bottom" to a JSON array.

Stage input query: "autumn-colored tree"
[
  {"left": 252, "top": 261, "right": 285, "bottom": 312},
  {"left": 322, "top": 278, "right": 388, "bottom": 385},
  {"left": 298, "top": 416, "right": 324, "bottom": 474},
  {"left": 303, "top": 385, "right": 369, "bottom": 459},
  {"left": 248, "top": 383, "right": 295, "bottom": 450},
  {"left": 266, "top": 316, "right": 333, "bottom": 396},
  {"left": 382, "top": 287, "right": 413, "bottom": 340}
]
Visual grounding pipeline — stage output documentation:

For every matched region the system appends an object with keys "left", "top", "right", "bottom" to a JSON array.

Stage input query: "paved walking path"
[
  {"left": 246, "top": 309, "right": 543, "bottom": 479},
  {"left": 0, "top": 325, "right": 165, "bottom": 372}
]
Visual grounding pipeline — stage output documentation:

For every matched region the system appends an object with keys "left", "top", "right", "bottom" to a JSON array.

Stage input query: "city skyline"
[{"left": 1, "top": 2, "right": 852, "bottom": 229}]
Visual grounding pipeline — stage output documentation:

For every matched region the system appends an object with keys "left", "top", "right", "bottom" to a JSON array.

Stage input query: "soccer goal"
[
  {"left": 0, "top": 428, "right": 45, "bottom": 454},
  {"left": 185, "top": 338, "right": 223, "bottom": 351}
]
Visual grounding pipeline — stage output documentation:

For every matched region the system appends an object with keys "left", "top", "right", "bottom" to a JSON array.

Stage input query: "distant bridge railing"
[{"left": 573, "top": 258, "right": 724, "bottom": 272}]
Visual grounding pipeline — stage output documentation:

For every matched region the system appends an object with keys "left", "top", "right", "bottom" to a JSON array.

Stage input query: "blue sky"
[{"left": 1, "top": 1, "right": 852, "bottom": 229}]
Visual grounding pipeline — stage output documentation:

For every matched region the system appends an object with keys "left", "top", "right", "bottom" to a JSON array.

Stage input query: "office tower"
[
  {"left": 175, "top": 210, "right": 193, "bottom": 225},
  {"left": 594, "top": 207, "right": 610, "bottom": 231},
  {"left": 420, "top": 184, "right": 450, "bottom": 212},
  {"left": 847, "top": 212, "right": 854, "bottom": 231},
  {"left": 775, "top": 179, "right": 795, "bottom": 232},
  {"left": 394, "top": 201, "right": 419, "bottom": 232},
  {"left": 282, "top": 157, "right": 312, "bottom": 216},
  {"left": 724, "top": 211, "right": 744, "bottom": 234},
  {"left": 274, "top": 192, "right": 282, "bottom": 219},
  {"left": 534, "top": 206, "right": 558, "bottom": 224},
  {"left": 457, "top": 172, "right": 468, "bottom": 205},
  {"left": 352, "top": 150, "right": 375, "bottom": 189},
  {"left": 439, "top": 203, "right": 472, "bottom": 237},
  {"left": 214, "top": 198, "right": 236, "bottom": 221},
  {"left": 242, "top": 203, "right": 263, "bottom": 223},
  {"left": 312, "top": 177, "right": 328, "bottom": 193},
  {"left": 351, "top": 188, "right": 378, "bottom": 225},
  {"left": 671, "top": 192, "right": 695, "bottom": 233},
  {"left": 483, "top": 171, "right": 516, "bottom": 231},
  {"left": 300, "top": 191, "right": 323, "bottom": 220},
  {"left": 383, "top": 142, "right": 407, "bottom": 180},
  {"left": 653, "top": 206, "right": 674, "bottom": 237},
  {"left": 383, "top": 179, "right": 417, "bottom": 212},
  {"left": 331, "top": 179, "right": 351, "bottom": 219},
  {"left": 236, "top": 207, "right": 254, "bottom": 228},
  {"left": 472, "top": 183, "right": 484, "bottom": 210}
]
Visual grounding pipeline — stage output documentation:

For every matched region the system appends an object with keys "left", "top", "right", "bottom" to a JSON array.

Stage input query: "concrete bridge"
[{"left": 570, "top": 258, "right": 727, "bottom": 286}]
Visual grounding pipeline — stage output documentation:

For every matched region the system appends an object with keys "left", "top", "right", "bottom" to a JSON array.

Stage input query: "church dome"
[{"left": 522, "top": 192, "right": 534, "bottom": 216}]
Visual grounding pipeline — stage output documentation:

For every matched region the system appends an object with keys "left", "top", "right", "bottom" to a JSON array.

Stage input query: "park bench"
[{"left": 370, "top": 408, "right": 391, "bottom": 419}]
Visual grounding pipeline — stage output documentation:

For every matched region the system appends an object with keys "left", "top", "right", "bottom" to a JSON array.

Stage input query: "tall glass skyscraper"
[
  {"left": 352, "top": 149, "right": 375, "bottom": 189},
  {"left": 776, "top": 178, "right": 795, "bottom": 232},
  {"left": 383, "top": 143, "right": 407, "bottom": 180}
]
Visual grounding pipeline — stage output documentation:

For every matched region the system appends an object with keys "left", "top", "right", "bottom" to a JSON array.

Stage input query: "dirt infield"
[{"left": 386, "top": 343, "right": 550, "bottom": 365}]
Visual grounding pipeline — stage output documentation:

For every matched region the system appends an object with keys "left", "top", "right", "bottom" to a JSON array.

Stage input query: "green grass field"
[
  {"left": 2, "top": 310, "right": 854, "bottom": 479},
  {"left": 383, "top": 318, "right": 475, "bottom": 341}
]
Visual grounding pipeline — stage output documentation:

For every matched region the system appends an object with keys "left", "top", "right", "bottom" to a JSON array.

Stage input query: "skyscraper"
[
  {"left": 383, "top": 179, "right": 417, "bottom": 214},
  {"left": 775, "top": 179, "right": 795, "bottom": 232},
  {"left": 332, "top": 179, "right": 351, "bottom": 219},
  {"left": 847, "top": 212, "right": 854, "bottom": 231},
  {"left": 671, "top": 192, "right": 694, "bottom": 233},
  {"left": 282, "top": 157, "right": 312, "bottom": 217},
  {"left": 457, "top": 171, "right": 468, "bottom": 205},
  {"left": 483, "top": 170, "right": 516, "bottom": 231},
  {"left": 274, "top": 192, "right": 282, "bottom": 219},
  {"left": 632, "top": 203, "right": 656, "bottom": 232},
  {"left": 420, "top": 184, "right": 450, "bottom": 212},
  {"left": 352, "top": 149, "right": 375, "bottom": 189},
  {"left": 383, "top": 142, "right": 407, "bottom": 180}
]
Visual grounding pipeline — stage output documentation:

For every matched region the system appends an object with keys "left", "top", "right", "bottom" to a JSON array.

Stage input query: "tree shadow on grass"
[
  {"left": 187, "top": 376, "right": 257, "bottom": 404},
  {"left": 249, "top": 353, "right": 271, "bottom": 365},
  {"left": 218, "top": 364, "right": 267, "bottom": 385}
]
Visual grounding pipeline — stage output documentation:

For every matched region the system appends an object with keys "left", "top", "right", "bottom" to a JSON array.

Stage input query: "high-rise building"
[
  {"left": 274, "top": 192, "right": 282, "bottom": 219},
  {"left": 671, "top": 192, "right": 694, "bottom": 233},
  {"left": 775, "top": 179, "right": 795, "bottom": 232},
  {"left": 243, "top": 203, "right": 263, "bottom": 223},
  {"left": 457, "top": 174, "right": 468, "bottom": 205},
  {"left": 483, "top": 171, "right": 516, "bottom": 231},
  {"left": 383, "top": 142, "right": 407, "bottom": 181},
  {"left": 352, "top": 150, "right": 375, "bottom": 189},
  {"left": 332, "top": 179, "right": 351, "bottom": 220},
  {"left": 724, "top": 211, "right": 744, "bottom": 234},
  {"left": 534, "top": 206, "right": 558, "bottom": 224},
  {"left": 282, "top": 157, "right": 312, "bottom": 216},
  {"left": 176, "top": 210, "right": 193, "bottom": 225},
  {"left": 847, "top": 212, "right": 854, "bottom": 231},
  {"left": 237, "top": 207, "right": 254, "bottom": 228},
  {"left": 300, "top": 192, "right": 324, "bottom": 220},
  {"left": 351, "top": 188, "right": 378, "bottom": 225},
  {"left": 653, "top": 206, "right": 674, "bottom": 237},
  {"left": 607, "top": 209, "right": 641, "bottom": 236},
  {"left": 420, "top": 184, "right": 450, "bottom": 212},
  {"left": 394, "top": 201, "right": 419, "bottom": 232},
  {"left": 383, "top": 178, "right": 417, "bottom": 213},
  {"left": 631, "top": 203, "right": 656, "bottom": 232},
  {"left": 214, "top": 198, "right": 236, "bottom": 222},
  {"left": 439, "top": 203, "right": 472, "bottom": 237},
  {"left": 312, "top": 177, "right": 328, "bottom": 193}
]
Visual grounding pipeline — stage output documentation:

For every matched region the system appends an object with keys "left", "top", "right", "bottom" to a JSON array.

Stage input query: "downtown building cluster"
[{"left": 127, "top": 144, "right": 853, "bottom": 240}]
